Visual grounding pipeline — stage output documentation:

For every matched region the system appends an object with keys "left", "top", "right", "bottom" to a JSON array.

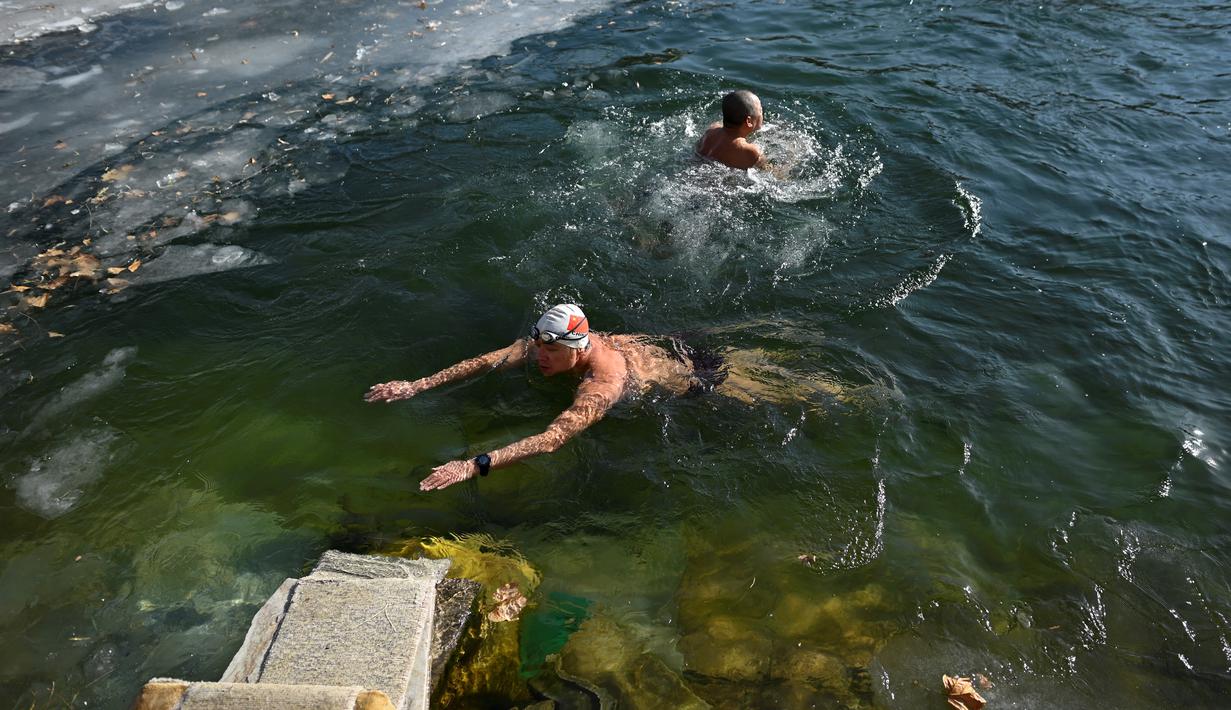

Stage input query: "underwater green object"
[
  {"left": 518, "top": 591, "right": 592, "bottom": 679},
  {"left": 387, "top": 533, "right": 542, "bottom": 707}
]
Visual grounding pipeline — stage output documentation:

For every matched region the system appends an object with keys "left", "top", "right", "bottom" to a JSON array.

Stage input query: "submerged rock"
[
  {"left": 671, "top": 527, "right": 889, "bottom": 707},
  {"left": 557, "top": 614, "right": 709, "bottom": 709},
  {"left": 678, "top": 617, "right": 773, "bottom": 682}
]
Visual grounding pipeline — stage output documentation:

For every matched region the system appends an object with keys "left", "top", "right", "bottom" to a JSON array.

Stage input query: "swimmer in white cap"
[{"left": 365, "top": 303, "right": 727, "bottom": 491}]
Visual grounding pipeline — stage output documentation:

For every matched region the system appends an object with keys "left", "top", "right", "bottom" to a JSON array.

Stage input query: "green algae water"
[{"left": 2, "top": 0, "right": 1230, "bottom": 706}]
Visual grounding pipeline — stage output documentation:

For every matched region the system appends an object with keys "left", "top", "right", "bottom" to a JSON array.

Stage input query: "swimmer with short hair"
[
  {"left": 696, "top": 90, "right": 770, "bottom": 170},
  {"left": 365, "top": 304, "right": 720, "bottom": 491}
]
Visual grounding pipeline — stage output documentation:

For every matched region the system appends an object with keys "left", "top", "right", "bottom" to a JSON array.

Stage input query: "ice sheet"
[{"left": 14, "top": 427, "right": 121, "bottom": 518}]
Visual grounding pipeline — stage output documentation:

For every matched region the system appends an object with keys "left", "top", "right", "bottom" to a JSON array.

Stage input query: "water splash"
[
  {"left": 954, "top": 182, "right": 983, "bottom": 239},
  {"left": 873, "top": 253, "right": 951, "bottom": 308},
  {"left": 838, "top": 477, "right": 886, "bottom": 568},
  {"left": 1078, "top": 583, "right": 1108, "bottom": 649}
]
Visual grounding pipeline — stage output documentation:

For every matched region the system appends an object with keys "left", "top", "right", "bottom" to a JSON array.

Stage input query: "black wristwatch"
[{"left": 474, "top": 454, "right": 491, "bottom": 477}]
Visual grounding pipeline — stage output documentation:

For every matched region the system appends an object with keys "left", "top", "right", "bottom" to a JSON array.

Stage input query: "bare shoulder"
[
  {"left": 733, "top": 140, "right": 765, "bottom": 169},
  {"left": 697, "top": 125, "right": 724, "bottom": 155},
  {"left": 605, "top": 333, "right": 639, "bottom": 348}
]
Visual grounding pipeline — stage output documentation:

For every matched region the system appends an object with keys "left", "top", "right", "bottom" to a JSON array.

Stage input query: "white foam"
[{"left": 15, "top": 428, "right": 120, "bottom": 518}]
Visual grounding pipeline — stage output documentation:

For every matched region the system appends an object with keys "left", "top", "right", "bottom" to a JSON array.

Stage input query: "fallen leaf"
[
  {"left": 321, "top": 92, "right": 335, "bottom": 101},
  {"left": 48, "top": 331, "right": 64, "bottom": 338},
  {"left": 43, "top": 195, "right": 68, "bottom": 207},
  {"left": 106, "top": 267, "right": 126, "bottom": 275},
  {"left": 127, "top": 259, "right": 142, "bottom": 272},
  {"left": 24, "top": 293, "right": 50, "bottom": 308},
  {"left": 71, "top": 254, "right": 101, "bottom": 274},
  {"left": 54, "top": 140, "right": 68, "bottom": 150},
  {"left": 220, "top": 211, "right": 241, "bottom": 224},
  {"left": 797, "top": 553, "right": 818, "bottom": 566},
  {"left": 943, "top": 675, "right": 986, "bottom": 710},
  {"left": 38, "top": 248, "right": 66, "bottom": 258},
  {"left": 89, "top": 187, "right": 111, "bottom": 205},
  {"left": 337, "top": 96, "right": 356, "bottom": 105},
  {"left": 82, "top": 238, "right": 92, "bottom": 246},
  {"left": 6, "top": 285, "right": 31, "bottom": 293},
  {"left": 196, "top": 91, "right": 208, "bottom": 97},
  {"left": 0, "top": 323, "right": 16, "bottom": 335},
  {"left": 103, "top": 277, "right": 130, "bottom": 294},
  {"left": 486, "top": 582, "right": 528, "bottom": 623},
  {"left": 101, "top": 165, "right": 134, "bottom": 182}
]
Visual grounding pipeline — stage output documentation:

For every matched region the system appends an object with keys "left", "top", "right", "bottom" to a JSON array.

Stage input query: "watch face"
[{"left": 476, "top": 455, "right": 491, "bottom": 466}]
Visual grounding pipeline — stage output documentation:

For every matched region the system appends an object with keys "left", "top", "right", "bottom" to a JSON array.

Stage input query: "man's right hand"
[{"left": 364, "top": 379, "right": 427, "bottom": 403}]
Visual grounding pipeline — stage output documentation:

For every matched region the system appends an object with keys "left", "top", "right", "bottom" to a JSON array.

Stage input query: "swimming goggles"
[{"left": 530, "top": 317, "right": 588, "bottom": 344}]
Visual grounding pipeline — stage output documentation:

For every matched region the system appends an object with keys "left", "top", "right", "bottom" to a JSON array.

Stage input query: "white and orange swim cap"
[{"left": 531, "top": 304, "right": 590, "bottom": 349}]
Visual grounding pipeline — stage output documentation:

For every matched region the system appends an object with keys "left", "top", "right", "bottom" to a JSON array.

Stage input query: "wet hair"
[{"left": 721, "top": 90, "right": 761, "bottom": 128}]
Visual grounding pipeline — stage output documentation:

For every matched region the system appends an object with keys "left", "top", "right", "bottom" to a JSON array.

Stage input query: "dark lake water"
[{"left": 1, "top": 0, "right": 1229, "bottom": 707}]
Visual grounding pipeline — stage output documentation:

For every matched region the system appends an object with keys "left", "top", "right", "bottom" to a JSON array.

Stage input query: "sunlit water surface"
[{"left": 1, "top": 0, "right": 1229, "bottom": 707}]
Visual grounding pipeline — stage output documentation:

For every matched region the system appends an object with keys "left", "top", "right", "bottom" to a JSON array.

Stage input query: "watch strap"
[{"left": 474, "top": 454, "right": 491, "bottom": 477}]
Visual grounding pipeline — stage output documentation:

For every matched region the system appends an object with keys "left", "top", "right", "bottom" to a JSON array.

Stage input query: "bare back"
[
  {"left": 696, "top": 123, "right": 764, "bottom": 170},
  {"left": 600, "top": 334, "right": 695, "bottom": 396}
]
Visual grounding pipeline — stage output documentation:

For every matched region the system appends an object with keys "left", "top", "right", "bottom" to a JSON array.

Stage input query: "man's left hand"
[{"left": 420, "top": 459, "right": 477, "bottom": 491}]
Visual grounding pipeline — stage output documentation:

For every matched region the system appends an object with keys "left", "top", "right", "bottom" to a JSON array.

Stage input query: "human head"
[
  {"left": 721, "top": 90, "right": 763, "bottom": 131},
  {"left": 531, "top": 304, "right": 590, "bottom": 376}
]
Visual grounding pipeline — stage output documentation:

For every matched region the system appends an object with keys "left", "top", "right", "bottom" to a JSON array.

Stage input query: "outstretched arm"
[
  {"left": 756, "top": 152, "right": 791, "bottom": 179},
  {"left": 419, "top": 377, "right": 620, "bottom": 491},
  {"left": 365, "top": 339, "right": 529, "bottom": 403}
]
